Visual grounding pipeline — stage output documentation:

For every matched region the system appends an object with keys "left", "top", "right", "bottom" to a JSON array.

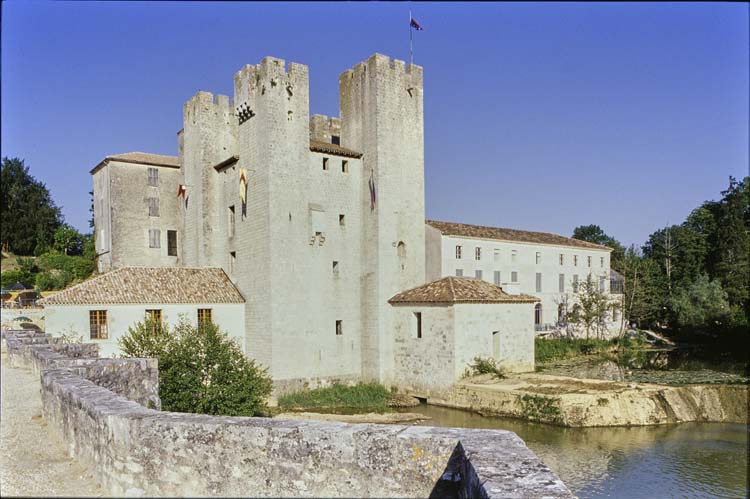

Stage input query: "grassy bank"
[
  {"left": 278, "top": 382, "right": 392, "bottom": 413},
  {"left": 535, "top": 338, "right": 615, "bottom": 363}
]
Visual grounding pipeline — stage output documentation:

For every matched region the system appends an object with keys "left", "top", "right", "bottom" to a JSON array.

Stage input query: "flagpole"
[{"left": 409, "top": 8, "right": 413, "bottom": 66}]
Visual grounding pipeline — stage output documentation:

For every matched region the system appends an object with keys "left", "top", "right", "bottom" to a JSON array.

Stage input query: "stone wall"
[{"left": 3, "top": 330, "right": 573, "bottom": 498}]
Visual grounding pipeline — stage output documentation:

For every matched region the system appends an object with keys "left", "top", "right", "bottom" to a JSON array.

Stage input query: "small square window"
[
  {"left": 339, "top": 214, "right": 345, "bottom": 226},
  {"left": 331, "top": 135, "right": 340, "bottom": 145},
  {"left": 323, "top": 157, "right": 329, "bottom": 171},
  {"left": 335, "top": 320, "right": 343, "bottom": 336},
  {"left": 456, "top": 269, "right": 463, "bottom": 277},
  {"left": 342, "top": 160, "right": 349, "bottom": 173}
]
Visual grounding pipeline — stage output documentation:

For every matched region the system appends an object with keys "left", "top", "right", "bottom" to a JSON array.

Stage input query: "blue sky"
[{"left": 2, "top": 1, "right": 747, "bottom": 248}]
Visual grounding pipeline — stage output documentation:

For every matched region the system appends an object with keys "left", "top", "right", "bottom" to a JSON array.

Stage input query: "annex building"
[{"left": 44, "top": 54, "right": 618, "bottom": 393}]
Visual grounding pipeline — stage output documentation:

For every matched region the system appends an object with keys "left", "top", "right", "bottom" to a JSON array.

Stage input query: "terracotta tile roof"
[
  {"left": 309, "top": 140, "right": 363, "bottom": 158},
  {"left": 389, "top": 277, "right": 539, "bottom": 305},
  {"left": 90, "top": 152, "right": 180, "bottom": 174},
  {"left": 426, "top": 220, "right": 611, "bottom": 251},
  {"left": 40, "top": 267, "right": 245, "bottom": 305}
]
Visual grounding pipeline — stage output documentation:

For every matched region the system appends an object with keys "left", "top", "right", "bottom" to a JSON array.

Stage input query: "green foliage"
[
  {"left": 35, "top": 270, "right": 73, "bottom": 291},
  {"left": 278, "top": 382, "right": 392, "bottom": 412},
  {"left": 518, "top": 394, "right": 561, "bottom": 422},
  {"left": 567, "top": 275, "right": 611, "bottom": 339},
  {"left": 53, "top": 224, "right": 84, "bottom": 255},
  {"left": 572, "top": 224, "right": 625, "bottom": 270},
  {"left": 464, "top": 356, "right": 506, "bottom": 379},
  {"left": 1, "top": 268, "right": 34, "bottom": 288},
  {"left": 669, "top": 275, "right": 730, "bottom": 329},
  {"left": 535, "top": 337, "right": 613, "bottom": 362},
  {"left": 119, "top": 319, "right": 272, "bottom": 417},
  {"left": 1, "top": 157, "right": 63, "bottom": 255}
]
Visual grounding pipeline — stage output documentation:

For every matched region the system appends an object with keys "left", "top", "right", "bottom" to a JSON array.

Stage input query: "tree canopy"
[
  {"left": 1, "top": 157, "right": 63, "bottom": 255},
  {"left": 571, "top": 224, "right": 625, "bottom": 270}
]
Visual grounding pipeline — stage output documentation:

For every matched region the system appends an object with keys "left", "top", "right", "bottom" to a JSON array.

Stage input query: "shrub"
[
  {"left": 535, "top": 337, "right": 613, "bottom": 362},
  {"left": 119, "top": 319, "right": 272, "bottom": 417},
  {"left": 465, "top": 356, "right": 506, "bottom": 379}
]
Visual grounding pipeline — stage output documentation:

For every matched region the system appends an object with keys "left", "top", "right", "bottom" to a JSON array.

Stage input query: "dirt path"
[{"left": 0, "top": 352, "right": 104, "bottom": 497}]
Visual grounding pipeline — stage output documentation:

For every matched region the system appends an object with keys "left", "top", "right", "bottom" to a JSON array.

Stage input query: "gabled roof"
[
  {"left": 90, "top": 152, "right": 180, "bottom": 174},
  {"left": 426, "top": 220, "right": 611, "bottom": 251},
  {"left": 309, "top": 140, "right": 363, "bottom": 158},
  {"left": 40, "top": 267, "right": 244, "bottom": 306},
  {"left": 389, "top": 277, "right": 539, "bottom": 305}
]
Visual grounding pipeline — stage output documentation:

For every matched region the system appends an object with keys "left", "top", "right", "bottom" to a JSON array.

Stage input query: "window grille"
[
  {"left": 198, "top": 308, "right": 212, "bottom": 326},
  {"left": 89, "top": 310, "right": 108, "bottom": 339}
]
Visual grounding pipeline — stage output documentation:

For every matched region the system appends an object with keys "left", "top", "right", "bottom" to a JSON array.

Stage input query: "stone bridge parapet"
[{"left": 2, "top": 330, "right": 574, "bottom": 498}]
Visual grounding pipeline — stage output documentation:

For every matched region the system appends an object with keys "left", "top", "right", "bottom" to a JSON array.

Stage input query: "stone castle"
[{"left": 85, "top": 53, "right": 614, "bottom": 392}]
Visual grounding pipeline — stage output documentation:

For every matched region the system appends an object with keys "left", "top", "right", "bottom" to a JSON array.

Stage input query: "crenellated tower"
[{"left": 340, "top": 54, "right": 426, "bottom": 383}]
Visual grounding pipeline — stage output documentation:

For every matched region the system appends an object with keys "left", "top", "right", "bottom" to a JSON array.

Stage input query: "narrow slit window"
[
  {"left": 229, "top": 206, "right": 236, "bottom": 237},
  {"left": 414, "top": 312, "right": 422, "bottom": 339},
  {"left": 559, "top": 254, "right": 564, "bottom": 265},
  {"left": 536, "top": 252, "right": 541, "bottom": 265},
  {"left": 475, "top": 247, "right": 481, "bottom": 260},
  {"left": 332, "top": 261, "right": 339, "bottom": 276},
  {"left": 536, "top": 272, "right": 542, "bottom": 292},
  {"left": 230, "top": 251, "right": 236, "bottom": 274},
  {"left": 335, "top": 320, "right": 343, "bottom": 336},
  {"left": 339, "top": 214, "right": 345, "bottom": 226},
  {"left": 331, "top": 135, "right": 340, "bottom": 145},
  {"left": 323, "top": 157, "right": 329, "bottom": 171},
  {"left": 342, "top": 160, "right": 349, "bottom": 173}
]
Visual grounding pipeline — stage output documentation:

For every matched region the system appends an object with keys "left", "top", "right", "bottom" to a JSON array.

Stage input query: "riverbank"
[{"left": 420, "top": 373, "right": 748, "bottom": 427}]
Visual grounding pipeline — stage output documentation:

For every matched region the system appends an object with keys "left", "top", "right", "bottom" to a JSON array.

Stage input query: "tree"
[
  {"left": 571, "top": 224, "right": 625, "bottom": 270},
  {"left": 1, "top": 157, "right": 63, "bottom": 255},
  {"left": 53, "top": 224, "right": 84, "bottom": 255},
  {"left": 567, "top": 275, "right": 611, "bottom": 340},
  {"left": 119, "top": 318, "right": 273, "bottom": 417},
  {"left": 669, "top": 275, "right": 730, "bottom": 330}
]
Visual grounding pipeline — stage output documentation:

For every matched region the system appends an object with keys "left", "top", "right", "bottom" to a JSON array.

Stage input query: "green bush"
[
  {"left": 35, "top": 270, "right": 73, "bottom": 291},
  {"left": 535, "top": 338, "right": 613, "bottom": 363},
  {"left": 278, "top": 382, "right": 391, "bottom": 412},
  {"left": 464, "top": 356, "right": 506, "bottom": 379},
  {"left": 119, "top": 319, "right": 272, "bottom": 417}
]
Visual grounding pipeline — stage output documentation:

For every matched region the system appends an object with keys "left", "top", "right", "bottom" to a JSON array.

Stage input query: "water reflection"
[{"left": 404, "top": 404, "right": 748, "bottom": 499}]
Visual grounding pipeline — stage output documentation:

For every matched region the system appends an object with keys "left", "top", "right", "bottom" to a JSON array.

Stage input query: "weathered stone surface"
[{"left": 4, "top": 331, "right": 573, "bottom": 498}]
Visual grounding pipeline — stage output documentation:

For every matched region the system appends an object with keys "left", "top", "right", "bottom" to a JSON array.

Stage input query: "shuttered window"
[
  {"left": 536, "top": 273, "right": 542, "bottom": 292},
  {"left": 559, "top": 274, "right": 565, "bottom": 292},
  {"left": 149, "top": 229, "right": 160, "bottom": 248},
  {"left": 148, "top": 197, "right": 160, "bottom": 217},
  {"left": 147, "top": 167, "right": 158, "bottom": 186},
  {"left": 494, "top": 271, "right": 501, "bottom": 286}
]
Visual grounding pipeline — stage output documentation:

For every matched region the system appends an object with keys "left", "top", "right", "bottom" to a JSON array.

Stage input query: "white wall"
[
  {"left": 454, "top": 303, "right": 535, "bottom": 375},
  {"left": 428, "top": 233, "right": 617, "bottom": 331},
  {"left": 44, "top": 303, "right": 245, "bottom": 358}
]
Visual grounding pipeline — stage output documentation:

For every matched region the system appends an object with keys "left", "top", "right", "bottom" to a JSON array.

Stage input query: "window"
[
  {"left": 599, "top": 276, "right": 606, "bottom": 293},
  {"left": 475, "top": 270, "right": 482, "bottom": 279},
  {"left": 145, "top": 309, "right": 162, "bottom": 333},
  {"left": 559, "top": 254, "right": 564, "bottom": 265},
  {"left": 534, "top": 304, "right": 543, "bottom": 326},
  {"left": 167, "top": 230, "right": 177, "bottom": 256},
  {"left": 342, "top": 160, "right": 349, "bottom": 173},
  {"left": 339, "top": 214, "right": 345, "bottom": 226},
  {"left": 455, "top": 269, "right": 463, "bottom": 277},
  {"left": 601, "top": 257, "right": 605, "bottom": 268},
  {"left": 573, "top": 274, "right": 579, "bottom": 293},
  {"left": 455, "top": 245, "right": 462, "bottom": 259},
  {"left": 149, "top": 229, "right": 160, "bottom": 248},
  {"left": 230, "top": 251, "right": 236, "bottom": 274},
  {"left": 89, "top": 310, "right": 108, "bottom": 339},
  {"left": 511, "top": 271, "right": 518, "bottom": 283},
  {"left": 494, "top": 270, "right": 501, "bottom": 286},
  {"left": 475, "top": 247, "right": 481, "bottom": 260},
  {"left": 323, "top": 157, "right": 329, "bottom": 171},
  {"left": 331, "top": 135, "right": 340, "bottom": 145},
  {"left": 148, "top": 197, "right": 160, "bottom": 217},
  {"left": 536, "top": 272, "right": 542, "bottom": 292},
  {"left": 536, "top": 252, "right": 541, "bottom": 265},
  {"left": 587, "top": 256, "right": 592, "bottom": 268},
  {"left": 493, "top": 249, "right": 500, "bottom": 262},
  {"left": 198, "top": 308, "right": 212, "bottom": 326},
  {"left": 511, "top": 250, "right": 517, "bottom": 262},
  {"left": 559, "top": 273, "right": 565, "bottom": 292},
  {"left": 229, "top": 206, "right": 235, "bottom": 237},
  {"left": 573, "top": 255, "right": 578, "bottom": 267},
  {"left": 335, "top": 320, "right": 343, "bottom": 336},
  {"left": 414, "top": 312, "right": 422, "bottom": 339},
  {"left": 147, "top": 167, "right": 158, "bottom": 186},
  {"left": 397, "top": 241, "right": 406, "bottom": 271},
  {"left": 332, "top": 261, "right": 339, "bottom": 277}
]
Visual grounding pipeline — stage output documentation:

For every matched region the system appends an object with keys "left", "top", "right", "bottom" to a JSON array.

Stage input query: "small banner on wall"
[
  {"left": 239, "top": 168, "right": 248, "bottom": 218},
  {"left": 177, "top": 184, "right": 188, "bottom": 209}
]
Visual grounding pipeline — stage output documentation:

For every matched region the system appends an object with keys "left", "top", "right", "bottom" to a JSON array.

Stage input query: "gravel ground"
[{"left": 0, "top": 351, "right": 104, "bottom": 497}]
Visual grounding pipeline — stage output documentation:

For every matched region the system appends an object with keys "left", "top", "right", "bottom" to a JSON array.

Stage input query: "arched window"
[
  {"left": 397, "top": 241, "right": 406, "bottom": 271},
  {"left": 534, "top": 303, "right": 543, "bottom": 326}
]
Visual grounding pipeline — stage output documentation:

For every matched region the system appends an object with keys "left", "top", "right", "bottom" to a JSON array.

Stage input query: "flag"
[
  {"left": 239, "top": 168, "right": 248, "bottom": 218},
  {"left": 410, "top": 17, "right": 424, "bottom": 30},
  {"left": 177, "top": 184, "right": 187, "bottom": 208},
  {"left": 368, "top": 170, "right": 377, "bottom": 211}
]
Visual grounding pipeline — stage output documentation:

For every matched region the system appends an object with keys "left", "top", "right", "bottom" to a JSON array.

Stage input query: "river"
[{"left": 403, "top": 404, "right": 748, "bottom": 499}]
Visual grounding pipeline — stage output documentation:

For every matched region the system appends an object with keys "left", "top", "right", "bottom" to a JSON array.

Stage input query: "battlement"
[
  {"left": 339, "top": 53, "right": 423, "bottom": 88},
  {"left": 183, "top": 91, "right": 234, "bottom": 125},
  {"left": 233, "top": 57, "right": 309, "bottom": 124},
  {"left": 309, "top": 114, "right": 341, "bottom": 143}
]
